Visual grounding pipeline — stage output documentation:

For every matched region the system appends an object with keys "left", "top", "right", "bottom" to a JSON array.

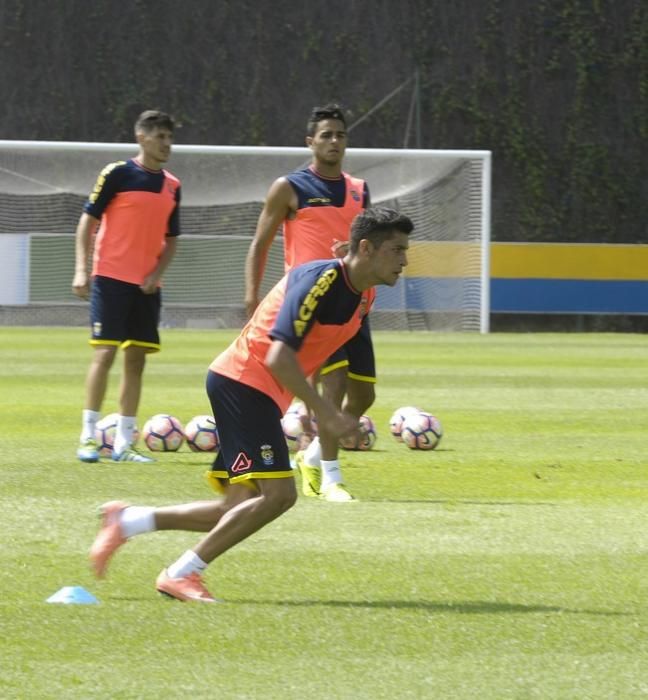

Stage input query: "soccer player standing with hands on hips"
[
  {"left": 89, "top": 207, "right": 413, "bottom": 602},
  {"left": 72, "top": 110, "right": 180, "bottom": 464},
  {"left": 244, "top": 103, "right": 373, "bottom": 502}
]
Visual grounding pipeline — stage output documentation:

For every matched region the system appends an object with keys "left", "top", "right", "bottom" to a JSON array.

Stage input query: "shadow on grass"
[
  {"left": 225, "top": 598, "right": 630, "bottom": 616},
  {"left": 364, "top": 499, "right": 559, "bottom": 506},
  {"left": 106, "top": 594, "right": 630, "bottom": 616}
]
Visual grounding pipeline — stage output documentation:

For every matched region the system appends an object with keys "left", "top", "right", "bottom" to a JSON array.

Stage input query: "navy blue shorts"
[
  {"left": 89, "top": 275, "right": 161, "bottom": 352},
  {"left": 206, "top": 371, "right": 293, "bottom": 485},
  {"left": 320, "top": 316, "right": 376, "bottom": 382}
]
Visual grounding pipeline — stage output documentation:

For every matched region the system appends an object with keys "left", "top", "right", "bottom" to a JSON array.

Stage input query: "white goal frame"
[{"left": 0, "top": 141, "right": 491, "bottom": 332}]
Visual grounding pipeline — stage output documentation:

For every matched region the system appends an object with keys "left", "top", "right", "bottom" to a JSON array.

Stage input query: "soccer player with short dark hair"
[
  {"left": 89, "top": 207, "right": 413, "bottom": 602},
  {"left": 244, "top": 102, "right": 375, "bottom": 502},
  {"left": 72, "top": 109, "right": 181, "bottom": 464}
]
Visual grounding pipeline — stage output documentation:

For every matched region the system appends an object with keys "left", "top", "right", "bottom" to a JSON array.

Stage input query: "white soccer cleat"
[{"left": 112, "top": 447, "right": 155, "bottom": 463}]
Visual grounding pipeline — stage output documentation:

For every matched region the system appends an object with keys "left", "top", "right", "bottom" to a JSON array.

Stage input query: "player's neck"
[
  {"left": 310, "top": 161, "right": 343, "bottom": 180},
  {"left": 135, "top": 154, "right": 164, "bottom": 172},
  {"left": 341, "top": 257, "right": 369, "bottom": 293}
]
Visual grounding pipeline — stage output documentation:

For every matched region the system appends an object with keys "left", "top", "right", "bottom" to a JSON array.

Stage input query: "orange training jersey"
[
  {"left": 282, "top": 166, "right": 367, "bottom": 270},
  {"left": 209, "top": 259, "right": 375, "bottom": 414},
  {"left": 84, "top": 158, "right": 181, "bottom": 285}
]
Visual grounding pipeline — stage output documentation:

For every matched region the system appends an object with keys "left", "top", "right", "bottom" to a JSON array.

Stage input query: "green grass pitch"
[{"left": 1, "top": 327, "right": 647, "bottom": 699}]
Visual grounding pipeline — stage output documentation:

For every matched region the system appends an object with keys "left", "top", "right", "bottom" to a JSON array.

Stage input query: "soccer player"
[
  {"left": 244, "top": 103, "right": 373, "bottom": 502},
  {"left": 72, "top": 110, "right": 181, "bottom": 464},
  {"left": 89, "top": 207, "right": 413, "bottom": 602}
]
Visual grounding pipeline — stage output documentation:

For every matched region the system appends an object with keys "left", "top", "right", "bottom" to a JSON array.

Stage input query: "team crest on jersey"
[
  {"left": 231, "top": 451, "right": 253, "bottom": 473},
  {"left": 92, "top": 322, "right": 102, "bottom": 336},
  {"left": 260, "top": 444, "right": 274, "bottom": 466},
  {"left": 350, "top": 189, "right": 361, "bottom": 202}
]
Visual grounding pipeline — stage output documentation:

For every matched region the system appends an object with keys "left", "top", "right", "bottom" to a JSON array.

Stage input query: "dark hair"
[
  {"left": 134, "top": 110, "right": 175, "bottom": 135},
  {"left": 349, "top": 207, "right": 414, "bottom": 253},
  {"left": 306, "top": 103, "right": 346, "bottom": 136}
]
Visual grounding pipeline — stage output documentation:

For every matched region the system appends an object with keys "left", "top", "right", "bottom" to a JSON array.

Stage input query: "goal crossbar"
[{"left": 0, "top": 141, "right": 491, "bottom": 332}]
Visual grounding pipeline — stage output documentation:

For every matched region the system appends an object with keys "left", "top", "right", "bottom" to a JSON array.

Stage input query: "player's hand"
[
  {"left": 347, "top": 422, "right": 369, "bottom": 445},
  {"left": 317, "top": 408, "right": 358, "bottom": 440},
  {"left": 140, "top": 275, "right": 158, "bottom": 294},
  {"left": 331, "top": 239, "right": 349, "bottom": 258},
  {"left": 72, "top": 271, "right": 90, "bottom": 300}
]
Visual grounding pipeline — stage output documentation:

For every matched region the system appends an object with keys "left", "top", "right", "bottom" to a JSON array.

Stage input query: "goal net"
[{"left": 0, "top": 141, "right": 491, "bottom": 332}]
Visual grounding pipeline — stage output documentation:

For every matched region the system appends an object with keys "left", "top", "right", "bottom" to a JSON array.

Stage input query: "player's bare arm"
[
  {"left": 141, "top": 236, "right": 178, "bottom": 294},
  {"left": 244, "top": 177, "right": 297, "bottom": 317},
  {"left": 72, "top": 212, "right": 99, "bottom": 299},
  {"left": 265, "top": 340, "right": 358, "bottom": 439},
  {"left": 331, "top": 189, "right": 370, "bottom": 258}
]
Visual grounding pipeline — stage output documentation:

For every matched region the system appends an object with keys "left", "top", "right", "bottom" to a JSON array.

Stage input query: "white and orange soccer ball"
[
  {"left": 95, "top": 412, "right": 140, "bottom": 457},
  {"left": 184, "top": 415, "right": 220, "bottom": 453},
  {"left": 400, "top": 411, "right": 443, "bottom": 450},
  {"left": 142, "top": 414, "right": 185, "bottom": 452},
  {"left": 388, "top": 406, "right": 421, "bottom": 442},
  {"left": 339, "top": 414, "right": 377, "bottom": 451}
]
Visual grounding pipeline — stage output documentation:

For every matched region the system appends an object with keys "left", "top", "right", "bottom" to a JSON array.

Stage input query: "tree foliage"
[{"left": 0, "top": 0, "right": 645, "bottom": 242}]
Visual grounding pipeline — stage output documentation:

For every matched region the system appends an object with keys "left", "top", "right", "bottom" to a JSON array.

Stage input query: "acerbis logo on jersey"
[
  {"left": 293, "top": 268, "right": 338, "bottom": 337},
  {"left": 231, "top": 452, "right": 253, "bottom": 473}
]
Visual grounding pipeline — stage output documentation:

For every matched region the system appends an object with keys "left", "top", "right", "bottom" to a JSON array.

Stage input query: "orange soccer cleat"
[
  {"left": 89, "top": 500, "right": 128, "bottom": 578},
  {"left": 155, "top": 569, "right": 218, "bottom": 603}
]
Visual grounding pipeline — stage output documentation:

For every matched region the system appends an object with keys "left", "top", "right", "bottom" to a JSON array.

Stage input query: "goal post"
[{"left": 0, "top": 141, "right": 491, "bottom": 332}]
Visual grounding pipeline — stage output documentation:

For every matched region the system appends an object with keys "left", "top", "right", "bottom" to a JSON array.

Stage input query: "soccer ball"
[
  {"left": 339, "top": 414, "right": 377, "bottom": 451},
  {"left": 184, "top": 415, "right": 220, "bottom": 453},
  {"left": 401, "top": 411, "right": 443, "bottom": 450},
  {"left": 281, "top": 402, "right": 315, "bottom": 452},
  {"left": 281, "top": 411, "right": 305, "bottom": 453},
  {"left": 388, "top": 406, "right": 421, "bottom": 442},
  {"left": 95, "top": 412, "right": 140, "bottom": 456},
  {"left": 142, "top": 414, "right": 185, "bottom": 452}
]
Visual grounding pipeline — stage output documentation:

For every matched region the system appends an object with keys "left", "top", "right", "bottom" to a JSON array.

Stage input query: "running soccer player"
[
  {"left": 245, "top": 103, "right": 373, "bottom": 502},
  {"left": 72, "top": 110, "right": 180, "bottom": 464},
  {"left": 89, "top": 207, "right": 413, "bottom": 602}
]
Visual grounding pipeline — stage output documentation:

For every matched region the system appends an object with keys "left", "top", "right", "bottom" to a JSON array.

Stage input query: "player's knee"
[
  {"left": 262, "top": 478, "right": 297, "bottom": 514},
  {"left": 123, "top": 347, "right": 147, "bottom": 373},
  {"left": 93, "top": 346, "right": 117, "bottom": 369},
  {"left": 345, "top": 382, "right": 375, "bottom": 415}
]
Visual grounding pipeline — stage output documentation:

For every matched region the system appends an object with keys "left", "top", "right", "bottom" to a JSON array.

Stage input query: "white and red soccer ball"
[
  {"left": 281, "top": 401, "right": 316, "bottom": 452},
  {"left": 400, "top": 410, "right": 443, "bottom": 451},
  {"left": 281, "top": 411, "right": 306, "bottom": 453},
  {"left": 95, "top": 412, "right": 140, "bottom": 456},
  {"left": 184, "top": 414, "right": 220, "bottom": 453},
  {"left": 388, "top": 406, "right": 421, "bottom": 442},
  {"left": 339, "top": 414, "right": 377, "bottom": 451},
  {"left": 142, "top": 414, "right": 185, "bottom": 452}
]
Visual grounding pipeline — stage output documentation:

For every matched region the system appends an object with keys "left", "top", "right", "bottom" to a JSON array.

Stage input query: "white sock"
[
  {"left": 114, "top": 415, "right": 136, "bottom": 454},
  {"left": 120, "top": 506, "right": 156, "bottom": 539},
  {"left": 303, "top": 436, "right": 321, "bottom": 467},
  {"left": 167, "top": 550, "right": 208, "bottom": 579},
  {"left": 81, "top": 409, "right": 100, "bottom": 442},
  {"left": 320, "top": 459, "right": 342, "bottom": 489}
]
